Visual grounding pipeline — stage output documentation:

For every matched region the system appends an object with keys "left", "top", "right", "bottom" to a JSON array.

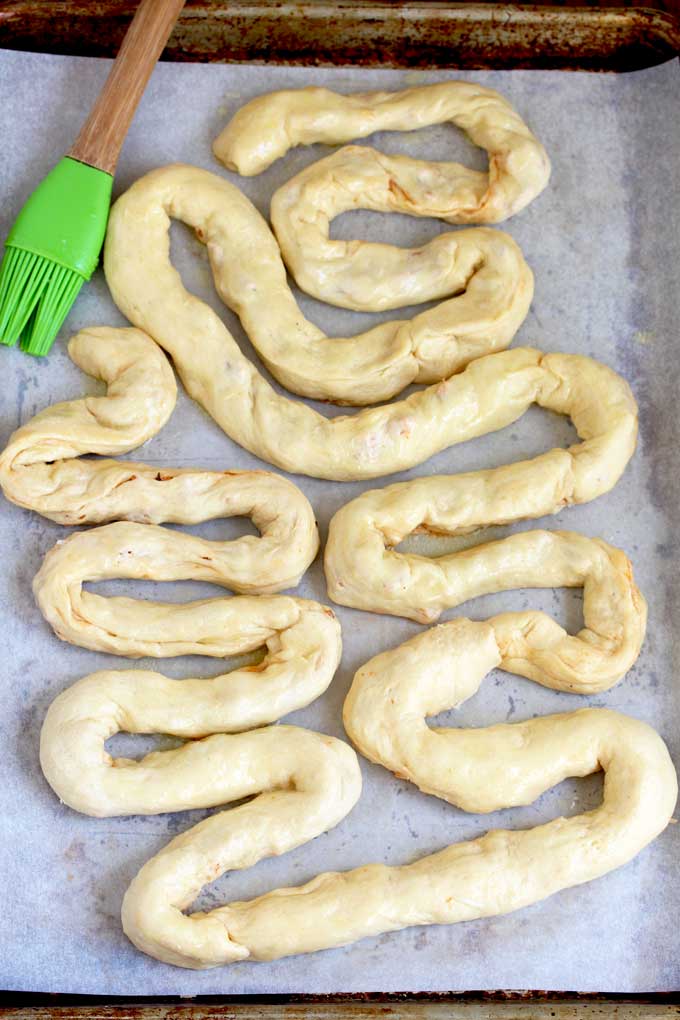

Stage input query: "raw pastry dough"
[
  {"left": 34, "top": 521, "right": 333, "bottom": 656},
  {"left": 13, "top": 325, "right": 359, "bottom": 970},
  {"left": 0, "top": 327, "right": 317, "bottom": 590},
  {"left": 35, "top": 473, "right": 361, "bottom": 970},
  {"left": 24, "top": 81, "right": 674, "bottom": 970},
  {"left": 332, "top": 622, "right": 676, "bottom": 952},
  {"left": 334, "top": 525, "right": 645, "bottom": 690},
  {"left": 269, "top": 149, "right": 535, "bottom": 312},
  {"left": 324, "top": 354, "right": 638, "bottom": 624},
  {"left": 43, "top": 617, "right": 672, "bottom": 967},
  {"left": 325, "top": 349, "right": 638, "bottom": 618},
  {"left": 215, "top": 84, "right": 549, "bottom": 311},
  {"left": 104, "top": 164, "right": 532, "bottom": 406},
  {"left": 275, "top": 172, "right": 533, "bottom": 314},
  {"left": 36, "top": 516, "right": 670, "bottom": 967},
  {"left": 39, "top": 569, "right": 360, "bottom": 968},
  {"left": 214, "top": 81, "right": 550, "bottom": 216},
  {"left": 103, "top": 180, "right": 634, "bottom": 482}
]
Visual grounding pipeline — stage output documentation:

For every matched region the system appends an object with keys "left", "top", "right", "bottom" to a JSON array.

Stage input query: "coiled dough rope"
[
  {"left": 214, "top": 82, "right": 550, "bottom": 311},
  {"left": 0, "top": 327, "right": 316, "bottom": 591},
  {"left": 334, "top": 621, "right": 677, "bottom": 952},
  {"left": 23, "top": 82, "right": 671, "bottom": 967},
  {"left": 42, "top": 612, "right": 673, "bottom": 966},
  {"left": 105, "top": 164, "right": 532, "bottom": 409},
  {"left": 214, "top": 80, "right": 550, "bottom": 211},
  {"left": 102, "top": 178, "right": 631, "bottom": 483},
  {"left": 37, "top": 512, "right": 670, "bottom": 967},
  {"left": 218, "top": 84, "right": 668, "bottom": 941},
  {"left": 0, "top": 326, "right": 361, "bottom": 968},
  {"left": 37, "top": 528, "right": 360, "bottom": 968},
  {"left": 324, "top": 351, "right": 638, "bottom": 627},
  {"left": 331, "top": 518, "right": 645, "bottom": 692}
]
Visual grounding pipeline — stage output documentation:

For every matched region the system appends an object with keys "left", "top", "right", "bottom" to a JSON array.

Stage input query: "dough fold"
[
  {"left": 25, "top": 81, "right": 675, "bottom": 971},
  {"left": 329, "top": 522, "right": 645, "bottom": 690},
  {"left": 221, "top": 83, "right": 551, "bottom": 312},
  {"left": 319, "top": 622, "right": 676, "bottom": 958},
  {"left": 37, "top": 514, "right": 360, "bottom": 971},
  {"left": 214, "top": 81, "right": 550, "bottom": 220},
  {"left": 325, "top": 348, "right": 638, "bottom": 620},
  {"left": 102, "top": 179, "right": 637, "bottom": 483},
  {"left": 104, "top": 164, "right": 532, "bottom": 407},
  {"left": 0, "top": 327, "right": 319, "bottom": 589},
  {"left": 11, "top": 326, "right": 359, "bottom": 971},
  {"left": 100, "top": 623, "right": 675, "bottom": 966}
]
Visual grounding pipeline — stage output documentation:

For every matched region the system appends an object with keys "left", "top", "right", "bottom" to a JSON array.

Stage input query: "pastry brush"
[{"left": 0, "top": 0, "right": 185, "bottom": 356}]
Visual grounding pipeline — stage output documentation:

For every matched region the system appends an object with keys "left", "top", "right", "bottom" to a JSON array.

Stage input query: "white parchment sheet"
[{"left": 0, "top": 49, "right": 679, "bottom": 994}]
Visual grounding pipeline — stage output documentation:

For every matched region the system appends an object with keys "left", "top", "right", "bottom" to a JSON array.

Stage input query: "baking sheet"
[{"left": 0, "top": 50, "right": 679, "bottom": 995}]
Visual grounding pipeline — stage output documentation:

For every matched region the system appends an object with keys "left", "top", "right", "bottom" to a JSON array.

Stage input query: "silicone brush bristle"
[
  {"left": 0, "top": 157, "right": 112, "bottom": 357},
  {"left": 0, "top": 247, "right": 84, "bottom": 356}
]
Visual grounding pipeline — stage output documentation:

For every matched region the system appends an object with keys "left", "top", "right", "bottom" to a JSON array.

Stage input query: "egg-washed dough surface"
[
  {"left": 37, "top": 519, "right": 361, "bottom": 968},
  {"left": 0, "top": 52, "right": 679, "bottom": 994},
  {"left": 214, "top": 82, "right": 549, "bottom": 314},
  {"left": 29, "top": 79, "right": 668, "bottom": 970},
  {"left": 105, "top": 163, "right": 534, "bottom": 415},
  {"left": 323, "top": 346, "right": 638, "bottom": 624}
]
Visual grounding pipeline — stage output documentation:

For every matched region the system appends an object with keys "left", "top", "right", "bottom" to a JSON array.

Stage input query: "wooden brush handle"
[{"left": 68, "top": 0, "right": 185, "bottom": 175}]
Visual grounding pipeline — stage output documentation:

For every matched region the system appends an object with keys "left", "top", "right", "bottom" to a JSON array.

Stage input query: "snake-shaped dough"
[
  {"left": 332, "top": 622, "right": 677, "bottom": 953},
  {"left": 0, "top": 327, "right": 318, "bottom": 589},
  {"left": 215, "top": 83, "right": 549, "bottom": 310},
  {"left": 324, "top": 367, "right": 638, "bottom": 627},
  {"left": 43, "top": 612, "right": 672, "bottom": 967},
  {"left": 105, "top": 164, "right": 532, "bottom": 407},
  {"left": 103, "top": 178, "right": 632, "bottom": 484},
  {"left": 1, "top": 324, "right": 360, "bottom": 969},
  {"left": 324, "top": 348, "right": 638, "bottom": 621},
  {"left": 9, "top": 325, "right": 340, "bottom": 971},
  {"left": 37, "top": 517, "right": 671, "bottom": 967},
  {"left": 37, "top": 519, "right": 359, "bottom": 969},
  {"left": 214, "top": 81, "right": 550, "bottom": 213},
  {"left": 332, "top": 515, "right": 645, "bottom": 691},
  {"left": 24, "top": 82, "right": 674, "bottom": 968},
  {"left": 216, "top": 84, "right": 548, "bottom": 313}
]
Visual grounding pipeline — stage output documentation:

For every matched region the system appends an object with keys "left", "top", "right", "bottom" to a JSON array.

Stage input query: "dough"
[
  {"left": 103, "top": 181, "right": 634, "bottom": 482},
  {"left": 34, "top": 521, "right": 333, "bottom": 656},
  {"left": 334, "top": 525, "right": 645, "bottom": 690},
  {"left": 214, "top": 82, "right": 550, "bottom": 312},
  {"left": 41, "top": 601, "right": 344, "bottom": 813},
  {"left": 325, "top": 347, "right": 638, "bottom": 622},
  {"left": 331, "top": 622, "right": 676, "bottom": 952},
  {"left": 40, "top": 603, "right": 360, "bottom": 969},
  {"left": 18, "top": 325, "right": 360, "bottom": 970},
  {"left": 65, "top": 622, "right": 673, "bottom": 968},
  {"left": 24, "top": 80, "right": 673, "bottom": 971},
  {"left": 269, "top": 149, "right": 535, "bottom": 312},
  {"left": 0, "top": 327, "right": 318, "bottom": 590},
  {"left": 325, "top": 348, "right": 638, "bottom": 618},
  {"left": 214, "top": 81, "right": 550, "bottom": 220},
  {"left": 104, "top": 164, "right": 532, "bottom": 406},
  {"left": 120, "top": 725, "right": 360, "bottom": 968},
  {"left": 36, "top": 486, "right": 361, "bottom": 971},
  {"left": 35, "top": 515, "right": 670, "bottom": 968}
]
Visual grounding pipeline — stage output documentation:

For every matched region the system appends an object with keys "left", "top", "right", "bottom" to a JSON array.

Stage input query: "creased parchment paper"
[{"left": 0, "top": 49, "right": 679, "bottom": 994}]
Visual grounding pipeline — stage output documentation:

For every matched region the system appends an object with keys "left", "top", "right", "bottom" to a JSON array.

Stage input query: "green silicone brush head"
[
  {"left": 0, "top": 250, "right": 85, "bottom": 356},
  {"left": 0, "top": 157, "right": 113, "bottom": 356}
]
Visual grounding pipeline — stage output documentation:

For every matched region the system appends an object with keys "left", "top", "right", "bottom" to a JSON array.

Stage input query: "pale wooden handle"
[{"left": 68, "top": 0, "right": 185, "bottom": 175}]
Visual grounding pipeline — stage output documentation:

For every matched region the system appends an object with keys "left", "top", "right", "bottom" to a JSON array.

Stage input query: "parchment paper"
[{"left": 0, "top": 49, "right": 679, "bottom": 995}]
